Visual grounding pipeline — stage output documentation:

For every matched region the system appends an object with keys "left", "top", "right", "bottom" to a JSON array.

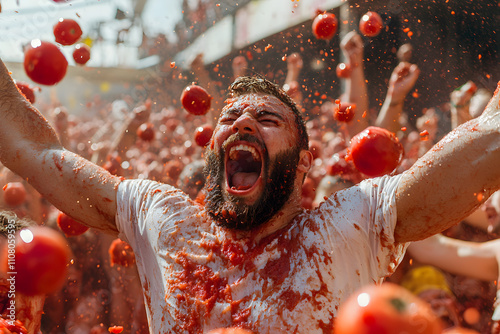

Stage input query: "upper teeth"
[{"left": 229, "top": 145, "right": 260, "bottom": 161}]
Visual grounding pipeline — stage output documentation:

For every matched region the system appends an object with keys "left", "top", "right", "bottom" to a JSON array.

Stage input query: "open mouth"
[{"left": 225, "top": 143, "right": 263, "bottom": 194}]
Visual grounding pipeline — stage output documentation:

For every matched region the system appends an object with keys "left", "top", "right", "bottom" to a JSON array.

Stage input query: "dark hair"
[
  {"left": 0, "top": 211, "right": 35, "bottom": 237},
  {"left": 228, "top": 76, "right": 309, "bottom": 150}
]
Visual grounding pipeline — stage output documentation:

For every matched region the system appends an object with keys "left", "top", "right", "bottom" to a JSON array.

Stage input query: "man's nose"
[{"left": 231, "top": 114, "right": 256, "bottom": 134}]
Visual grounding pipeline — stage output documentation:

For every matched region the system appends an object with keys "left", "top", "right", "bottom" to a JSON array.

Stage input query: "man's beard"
[{"left": 204, "top": 134, "right": 300, "bottom": 231}]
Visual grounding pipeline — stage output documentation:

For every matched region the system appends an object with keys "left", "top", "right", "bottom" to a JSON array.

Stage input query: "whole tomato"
[
  {"left": 109, "top": 239, "right": 135, "bottom": 267},
  {"left": 15, "top": 81, "right": 36, "bottom": 104},
  {"left": 359, "top": 11, "right": 384, "bottom": 37},
  {"left": 335, "top": 283, "right": 443, "bottom": 334},
  {"left": 1, "top": 226, "right": 71, "bottom": 296},
  {"left": 336, "top": 62, "right": 352, "bottom": 79},
  {"left": 2, "top": 182, "right": 27, "bottom": 207},
  {"left": 57, "top": 211, "right": 89, "bottom": 237},
  {"left": 194, "top": 124, "right": 214, "bottom": 147},
  {"left": 334, "top": 103, "right": 356, "bottom": 123},
  {"left": 347, "top": 126, "right": 403, "bottom": 177},
  {"left": 24, "top": 40, "right": 68, "bottom": 86},
  {"left": 181, "top": 84, "right": 212, "bottom": 115},
  {"left": 136, "top": 123, "right": 156, "bottom": 142},
  {"left": 312, "top": 12, "right": 338, "bottom": 40},
  {"left": 53, "top": 18, "right": 82, "bottom": 45},
  {"left": 72, "top": 43, "right": 91, "bottom": 65}
]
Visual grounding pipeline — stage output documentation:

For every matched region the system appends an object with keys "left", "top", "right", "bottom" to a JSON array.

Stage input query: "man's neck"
[{"left": 229, "top": 192, "right": 304, "bottom": 245}]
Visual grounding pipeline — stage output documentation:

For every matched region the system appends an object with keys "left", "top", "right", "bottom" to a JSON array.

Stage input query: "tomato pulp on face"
[{"left": 213, "top": 93, "right": 299, "bottom": 201}]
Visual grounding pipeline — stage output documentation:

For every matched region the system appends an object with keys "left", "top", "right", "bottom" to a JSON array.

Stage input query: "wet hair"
[
  {"left": 0, "top": 211, "right": 35, "bottom": 237},
  {"left": 228, "top": 75, "right": 309, "bottom": 151}
]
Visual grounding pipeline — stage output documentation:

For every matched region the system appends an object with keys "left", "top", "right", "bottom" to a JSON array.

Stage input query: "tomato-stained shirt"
[{"left": 115, "top": 174, "right": 407, "bottom": 334}]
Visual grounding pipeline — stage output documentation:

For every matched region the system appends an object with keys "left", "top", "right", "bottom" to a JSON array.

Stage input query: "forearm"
[
  {"left": 22, "top": 147, "right": 120, "bottom": 233},
  {"left": 345, "top": 66, "right": 369, "bottom": 135},
  {"left": 408, "top": 235, "right": 498, "bottom": 281},
  {"left": 376, "top": 93, "right": 404, "bottom": 134}
]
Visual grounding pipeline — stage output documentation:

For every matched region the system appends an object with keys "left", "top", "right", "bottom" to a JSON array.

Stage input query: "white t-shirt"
[{"left": 115, "top": 174, "right": 407, "bottom": 334}]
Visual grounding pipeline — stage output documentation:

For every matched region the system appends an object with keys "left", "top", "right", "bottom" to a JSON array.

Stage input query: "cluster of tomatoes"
[
  {"left": 23, "top": 17, "right": 90, "bottom": 88},
  {"left": 180, "top": 84, "right": 215, "bottom": 148},
  {"left": 312, "top": 10, "right": 383, "bottom": 82},
  {"left": 311, "top": 10, "right": 406, "bottom": 178}
]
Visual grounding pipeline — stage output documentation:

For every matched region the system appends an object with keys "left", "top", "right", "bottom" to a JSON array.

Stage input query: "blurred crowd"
[{"left": 1, "top": 20, "right": 499, "bottom": 334}]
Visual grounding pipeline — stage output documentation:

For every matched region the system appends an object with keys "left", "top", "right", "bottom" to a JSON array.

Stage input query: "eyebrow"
[{"left": 222, "top": 108, "right": 285, "bottom": 121}]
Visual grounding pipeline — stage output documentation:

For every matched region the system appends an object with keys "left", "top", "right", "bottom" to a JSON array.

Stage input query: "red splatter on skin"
[{"left": 52, "top": 152, "right": 63, "bottom": 171}]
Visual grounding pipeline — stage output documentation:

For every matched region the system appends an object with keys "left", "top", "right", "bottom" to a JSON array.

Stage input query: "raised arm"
[
  {"left": 0, "top": 59, "right": 120, "bottom": 234},
  {"left": 339, "top": 31, "right": 369, "bottom": 136},
  {"left": 395, "top": 82, "right": 500, "bottom": 242},
  {"left": 376, "top": 62, "right": 420, "bottom": 134},
  {"left": 408, "top": 234, "right": 499, "bottom": 282}
]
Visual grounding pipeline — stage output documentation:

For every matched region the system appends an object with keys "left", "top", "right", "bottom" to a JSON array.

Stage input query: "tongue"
[{"left": 231, "top": 172, "right": 259, "bottom": 190}]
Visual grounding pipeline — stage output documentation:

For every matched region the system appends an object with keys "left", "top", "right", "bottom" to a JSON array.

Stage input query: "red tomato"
[
  {"left": 72, "top": 43, "right": 91, "bottom": 65},
  {"left": 334, "top": 102, "right": 356, "bottom": 123},
  {"left": 53, "top": 18, "right": 82, "bottom": 45},
  {"left": 336, "top": 283, "right": 443, "bottom": 334},
  {"left": 312, "top": 12, "right": 338, "bottom": 40},
  {"left": 108, "top": 326, "right": 124, "bottom": 333},
  {"left": 15, "top": 81, "right": 36, "bottom": 104},
  {"left": 336, "top": 62, "right": 352, "bottom": 79},
  {"left": 57, "top": 211, "right": 89, "bottom": 237},
  {"left": 24, "top": 40, "right": 68, "bottom": 86},
  {"left": 194, "top": 124, "right": 214, "bottom": 147},
  {"left": 1, "top": 226, "right": 71, "bottom": 296},
  {"left": 206, "top": 328, "right": 254, "bottom": 334},
  {"left": 2, "top": 182, "right": 27, "bottom": 207},
  {"left": 136, "top": 123, "right": 155, "bottom": 142},
  {"left": 347, "top": 126, "right": 403, "bottom": 177},
  {"left": 109, "top": 239, "right": 135, "bottom": 267},
  {"left": 359, "top": 11, "right": 384, "bottom": 37},
  {"left": 181, "top": 85, "right": 212, "bottom": 115},
  {"left": 308, "top": 140, "right": 322, "bottom": 160}
]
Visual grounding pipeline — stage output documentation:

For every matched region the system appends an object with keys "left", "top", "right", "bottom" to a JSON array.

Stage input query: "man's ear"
[{"left": 297, "top": 149, "right": 313, "bottom": 173}]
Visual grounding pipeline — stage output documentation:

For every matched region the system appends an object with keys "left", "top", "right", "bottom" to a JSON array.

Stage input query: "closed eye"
[
  {"left": 219, "top": 116, "right": 237, "bottom": 124},
  {"left": 260, "top": 119, "right": 279, "bottom": 125}
]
